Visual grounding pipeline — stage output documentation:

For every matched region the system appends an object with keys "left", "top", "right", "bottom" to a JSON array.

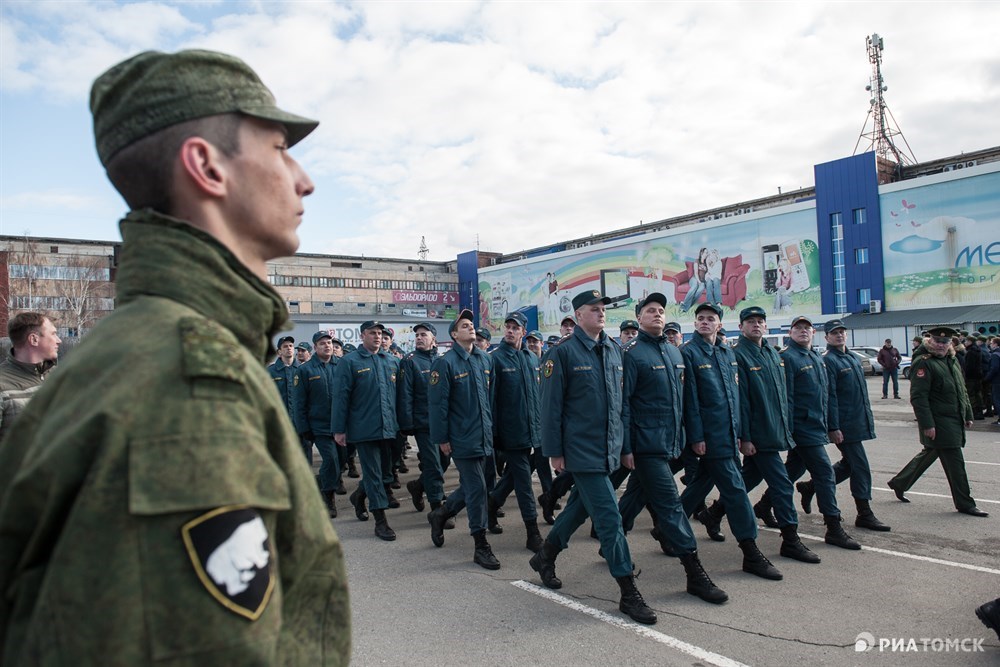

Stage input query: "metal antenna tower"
[
  {"left": 854, "top": 33, "right": 916, "bottom": 167},
  {"left": 418, "top": 236, "right": 429, "bottom": 260}
]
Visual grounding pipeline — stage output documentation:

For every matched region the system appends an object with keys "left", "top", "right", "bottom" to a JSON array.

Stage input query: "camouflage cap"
[{"left": 90, "top": 49, "right": 319, "bottom": 166}]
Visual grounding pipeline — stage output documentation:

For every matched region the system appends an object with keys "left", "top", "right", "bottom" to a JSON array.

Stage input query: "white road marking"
[
  {"left": 511, "top": 580, "right": 750, "bottom": 667},
  {"left": 966, "top": 460, "right": 1000, "bottom": 466},
  {"left": 774, "top": 530, "right": 1000, "bottom": 575},
  {"left": 874, "top": 487, "right": 1000, "bottom": 504}
]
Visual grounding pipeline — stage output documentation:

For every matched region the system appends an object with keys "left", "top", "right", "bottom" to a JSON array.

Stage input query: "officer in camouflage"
[{"left": 0, "top": 50, "right": 349, "bottom": 665}]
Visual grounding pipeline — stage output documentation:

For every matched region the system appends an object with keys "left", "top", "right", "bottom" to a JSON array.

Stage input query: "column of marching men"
[{"left": 272, "top": 290, "right": 990, "bottom": 627}]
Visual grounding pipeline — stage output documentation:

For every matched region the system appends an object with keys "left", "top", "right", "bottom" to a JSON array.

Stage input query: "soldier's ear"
[{"left": 177, "top": 137, "right": 228, "bottom": 199}]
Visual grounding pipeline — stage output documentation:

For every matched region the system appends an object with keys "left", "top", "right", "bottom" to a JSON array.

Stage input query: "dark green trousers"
[{"left": 889, "top": 447, "right": 975, "bottom": 511}]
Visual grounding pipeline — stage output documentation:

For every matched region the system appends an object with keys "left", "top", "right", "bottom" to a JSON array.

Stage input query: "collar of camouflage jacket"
[{"left": 115, "top": 209, "right": 289, "bottom": 363}]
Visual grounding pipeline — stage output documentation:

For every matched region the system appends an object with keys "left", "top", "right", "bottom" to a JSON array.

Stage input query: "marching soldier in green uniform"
[
  {"left": 292, "top": 330, "right": 344, "bottom": 516},
  {"left": 679, "top": 303, "right": 783, "bottom": 581},
  {"left": 775, "top": 316, "right": 862, "bottom": 548},
  {"left": 398, "top": 322, "right": 447, "bottom": 513},
  {"left": 529, "top": 290, "right": 657, "bottom": 625},
  {"left": 267, "top": 334, "right": 297, "bottom": 412},
  {"left": 0, "top": 49, "right": 349, "bottom": 665},
  {"left": 818, "top": 319, "right": 890, "bottom": 530},
  {"left": 887, "top": 326, "right": 989, "bottom": 516},
  {"left": 426, "top": 310, "right": 500, "bottom": 569},
  {"left": 621, "top": 293, "right": 728, "bottom": 604},
  {"left": 333, "top": 321, "right": 401, "bottom": 540},
  {"left": 486, "top": 312, "right": 545, "bottom": 551}
]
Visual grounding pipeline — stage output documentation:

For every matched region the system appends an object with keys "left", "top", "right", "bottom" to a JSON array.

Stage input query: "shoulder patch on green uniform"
[
  {"left": 543, "top": 359, "right": 554, "bottom": 378},
  {"left": 181, "top": 505, "right": 275, "bottom": 621},
  {"left": 179, "top": 317, "right": 246, "bottom": 383},
  {"left": 430, "top": 370, "right": 440, "bottom": 385}
]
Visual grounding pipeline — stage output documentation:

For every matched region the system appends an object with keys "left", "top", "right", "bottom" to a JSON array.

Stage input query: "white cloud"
[{"left": 2, "top": 1, "right": 999, "bottom": 260}]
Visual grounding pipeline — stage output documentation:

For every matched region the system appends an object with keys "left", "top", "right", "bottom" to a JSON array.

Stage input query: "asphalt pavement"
[{"left": 334, "top": 375, "right": 1000, "bottom": 666}]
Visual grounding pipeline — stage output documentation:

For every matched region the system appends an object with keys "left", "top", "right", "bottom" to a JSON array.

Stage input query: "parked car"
[{"left": 851, "top": 346, "right": 912, "bottom": 378}]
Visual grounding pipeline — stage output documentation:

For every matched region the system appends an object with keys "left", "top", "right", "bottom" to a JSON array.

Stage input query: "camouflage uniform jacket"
[{"left": 0, "top": 210, "right": 350, "bottom": 666}]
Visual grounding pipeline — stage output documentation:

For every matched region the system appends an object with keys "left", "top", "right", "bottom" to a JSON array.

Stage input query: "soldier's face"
[
  {"left": 665, "top": 330, "right": 682, "bottom": 346},
  {"left": 296, "top": 349, "right": 311, "bottom": 363},
  {"left": 526, "top": 337, "right": 543, "bottom": 355},
  {"left": 620, "top": 328, "right": 638, "bottom": 343},
  {"left": 414, "top": 329, "right": 434, "bottom": 351},
  {"left": 314, "top": 337, "right": 334, "bottom": 360},
  {"left": 31, "top": 318, "right": 61, "bottom": 361},
  {"left": 789, "top": 322, "right": 814, "bottom": 347},
  {"left": 452, "top": 320, "right": 477, "bottom": 346},
  {"left": 475, "top": 336, "right": 490, "bottom": 350},
  {"left": 362, "top": 328, "right": 383, "bottom": 352},
  {"left": 928, "top": 335, "right": 952, "bottom": 357},
  {"left": 740, "top": 316, "right": 766, "bottom": 342},
  {"left": 224, "top": 119, "right": 314, "bottom": 262},
  {"left": 825, "top": 328, "right": 847, "bottom": 349},
  {"left": 381, "top": 336, "right": 392, "bottom": 351},
  {"left": 560, "top": 320, "right": 575, "bottom": 336},
  {"left": 694, "top": 312, "right": 719, "bottom": 338},
  {"left": 279, "top": 341, "right": 295, "bottom": 360},
  {"left": 503, "top": 321, "right": 524, "bottom": 346},
  {"left": 331, "top": 343, "right": 343, "bottom": 357},
  {"left": 575, "top": 304, "right": 605, "bottom": 336},
  {"left": 638, "top": 303, "right": 665, "bottom": 336}
]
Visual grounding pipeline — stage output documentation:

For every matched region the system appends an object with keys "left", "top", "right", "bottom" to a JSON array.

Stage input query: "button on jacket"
[
  {"left": 429, "top": 345, "right": 493, "bottom": 459},
  {"left": 292, "top": 355, "right": 338, "bottom": 436},
  {"left": 396, "top": 348, "right": 436, "bottom": 433},
  {"left": 540, "top": 326, "right": 623, "bottom": 472},
  {"left": 621, "top": 329, "right": 685, "bottom": 459},
  {"left": 681, "top": 335, "right": 740, "bottom": 459},
  {"left": 823, "top": 346, "right": 876, "bottom": 442},
  {"left": 780, "top": 342, "right": 829, "bottom": 446},
  {"left": 489, "top": 340, "right": 541, "bottom": 451},
  {"left": 331, "top": 346, "right": 398, "bottom": 443},
  {"left": 733, "top": 335, "right": 793, "bottom": 451}
]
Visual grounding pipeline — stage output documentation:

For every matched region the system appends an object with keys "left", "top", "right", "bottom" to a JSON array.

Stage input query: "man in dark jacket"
[
  {"left": 876, "top": 338, "right": 902, "bottom": 400},
  {"left": 0, "top": 312, "right": 60, "bottom": 445},
  {"left": 293, "top": 331, "right": 342, "bottom": 516},
  {"left": 398, "top": 322, "right": 446, "bottom": 512},
  {"left": 426, "top": 309, "right": 498, "bottom": 569},
  {"left": 819, "top": 320, "right": 890, "bottom": 530},
  {"left": 887, "top": 326, "right": 988, "bottom": 516},
  {"left": 529, "top": 290, "right": 657, "bottom": 625},
  {"left": 984, "top": 337, "right": 1000, "bottom": 425},
  {"left": 963, "top": 334, "right": 985, "bottom": 419}
]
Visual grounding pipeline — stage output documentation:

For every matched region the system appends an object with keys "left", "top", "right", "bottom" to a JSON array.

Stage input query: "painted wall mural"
[
  {"left": 880, "top": 169, "right": 1000, "bottom": 310},
  {"left": 478, "top": 205, "right": 822, "bottom": 336}
]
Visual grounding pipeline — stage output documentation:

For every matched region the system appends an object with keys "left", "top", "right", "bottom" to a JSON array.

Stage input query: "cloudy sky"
[{"left": 2, "top": 1, "right": 998, "bottom": 261}]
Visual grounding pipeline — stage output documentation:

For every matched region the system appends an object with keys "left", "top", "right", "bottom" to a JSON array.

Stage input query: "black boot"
[
  {"left": 349, "top": 488, "right": 369, "bottom": 521},
  {"left": 529, "top": 540, "right": 562, "bottom": 589},
  {"left": 487, "top": 495, "right": 504, "bottom": 534},
  {"left": 347, "top": 457, "right": 360, "bottom": 478},
  {"left": 649, "top": 525, "right": 677, "bottom": 557},
  {"left": 753, "top": 492, "right": 779, "bottom": 528},
  {"left": 406, "top": 479, "right": 425, "bottom": 512},
  {"left": 615, "top": 574, "right": 657, "bottom": 624},
  {"left": 823, "top": 515, "right": 861, "bottom": 550},
  {"left": 976, "top": 598, "right": 1000, "bottom": 641},
  {"left": 373, "top": 509, "right": 396, "bottom": 541},
  {"left": 779, "top": 525, "right": 821, "bottom": 563},
  {"left": 427, "top": 505, "right": 451, "bottom": 547},
  {"left": 384, "top": 484, "right": 400, "bottom": 509},
  {"left": 796, "top": 480, "right": 815, "bottom": 514},
  {"left": 389, "top": 473, "right": 402, "bottom": 490},
  {"left": 679, "top": 551, "right": 728, "bottom": 604},
  {"left": 431, "top": 499, "right": 457, "bottom": 530},
  {"left": 473, "top": 530, "right": 501, "bottom": 570},
  {"left": 323, "top": 490, "right": 338, "bottom": 518},
  {"left": 695, "top": 500, "right": 726, "bottom": 542},
  {"left": 335, "top": 477, "right": 347, "bottom": 495},
  {"left": 854, "top": 498, "right": 891, "bottom": 531},
  {"left": 886, "top": 478, "right": 909, "bottom": 503},
  {"left": 739, "top": 538, "right": 783, "bottom": 580},
  {"left": 525, "top": 520, "right": 544, "bottom": 552},
  {"left": 538, "top": 493, "right": 556, "bottom": 525}
]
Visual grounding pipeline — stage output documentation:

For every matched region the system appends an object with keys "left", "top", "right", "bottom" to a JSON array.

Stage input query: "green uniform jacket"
[
  {"left": 910, "top": 345, "right": 973, "bottom": 448},
  {"left": 396, "top": 348, "right": 436, "bottom": 433},
  {"left": 489, "top": 340, "right": 541, "bottom": 451},
  {"left": 823, "top": 345, "right": 876, "bottom": 442},
  {"left": 540, "top": 327, "right": 623, "bottom": 472},
  {"left": 0, "top": 354, "right": 55, "bottom": 446},
  {"left": 267, "top": 358, "right": 298, "bottom": 415},
  {"left": 0, "top": 211, "right": 349, "bottom": 666},
  {"left": 331, "top": 346, "right": 399, "bottom": 443},
  {"left": 781, "top": 341, "right": 829, "bottom": 446},
  {"left": 621, "top": 330, "right": 685, "bottom": 459},
  {"left": 733, "top": 335, "right": 793, "bottom": 451},
  {"left": 292, "top": 355, "right": 338, "bottom": 436},
  {"left": 681, "top": 335, "right": 740, "bottom": 459},
  {"left": 428, "top": 345, "right": 493, "bottom": 459}
]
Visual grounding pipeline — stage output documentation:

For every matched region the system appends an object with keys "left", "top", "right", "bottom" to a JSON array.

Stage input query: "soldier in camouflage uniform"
[{"left": 0, "top": 50, "right": 350, "bottom": 665}]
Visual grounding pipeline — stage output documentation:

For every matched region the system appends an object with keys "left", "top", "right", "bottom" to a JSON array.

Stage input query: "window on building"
[
  {"left": 831, "top": 212, "right": 846, "bottom": 314},
  {"left": 855, "top": 247, "right": 869, "bottom": 264},
  {"left": 853, "top": 208, "right": 866, "bottom": 225},
  {"left": 858, "top": 288, "right": 871, "bottom": 306}
]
